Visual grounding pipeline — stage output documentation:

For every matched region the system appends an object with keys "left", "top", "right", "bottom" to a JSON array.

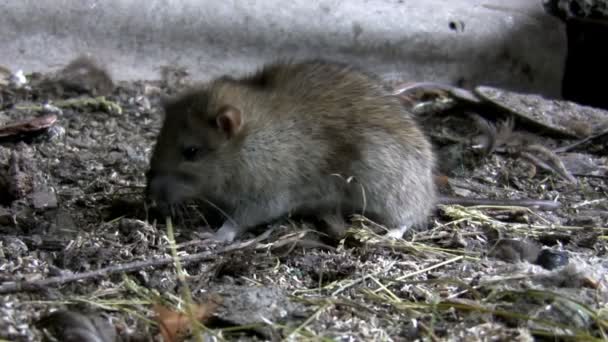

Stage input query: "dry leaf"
[
  {"left": 0, "top": 114, "right": 57, "bottom": 138},
  {"left": 154, "top": 296, "right": 221, "bottom": 342}
]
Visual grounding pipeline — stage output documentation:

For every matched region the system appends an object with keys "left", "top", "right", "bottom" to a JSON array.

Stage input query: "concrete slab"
[{"left": 0, "top": 0, "right": 566, "bottom": 97}]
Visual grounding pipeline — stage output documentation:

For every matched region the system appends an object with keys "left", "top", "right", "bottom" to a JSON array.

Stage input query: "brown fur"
[
  {"left": 147, "top": 59, "right": 437, "bottom": 241},
  {"left": 54, "top": 55, "right": 114, "bottom": 96}
]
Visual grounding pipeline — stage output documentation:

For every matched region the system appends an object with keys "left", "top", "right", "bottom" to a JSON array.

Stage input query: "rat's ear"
[{"left": 215, "top": 105, "right": 243, "bottom": 138}]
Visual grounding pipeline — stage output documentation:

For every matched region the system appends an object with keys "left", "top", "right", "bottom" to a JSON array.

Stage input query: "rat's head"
[{"left": 146, "top": 84, "right": 245, "bottom": 210}]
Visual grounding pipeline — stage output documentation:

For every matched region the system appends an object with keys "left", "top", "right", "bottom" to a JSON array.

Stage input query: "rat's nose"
[
  {"left": 146, "top": 178, "right": 176, "bottom": 219},
  {"left": 146, "top": 174, "right": 175, "bottom": 205}
]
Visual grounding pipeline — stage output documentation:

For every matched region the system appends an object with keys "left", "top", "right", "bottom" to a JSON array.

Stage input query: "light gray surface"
[{"left": 0, "top": 0, "right": 566, "bottom": 96}]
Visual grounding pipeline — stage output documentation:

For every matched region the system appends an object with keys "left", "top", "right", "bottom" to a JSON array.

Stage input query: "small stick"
[
  {"left": 392, "top": 81, "right": 481, "bottom": 103},
  {"left": 438, "top": 196, "right": 561, "bottom": 211},
  {"left": 553, "top": 128, "right": 608, "bottom": 153},
  {"left": 0, "top": 229, "right": 273, "bottom": 295}
]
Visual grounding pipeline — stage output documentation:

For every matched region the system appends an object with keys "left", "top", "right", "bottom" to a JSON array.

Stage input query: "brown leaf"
[
  {"left": 154, "top": 296, "right": 221, "bottom": 342},
  {"left": 0, "top": 114, "right": 57, "bottom": 138},
  {"left": 433, "top": 174, "right": 450, "bottom": 190}
]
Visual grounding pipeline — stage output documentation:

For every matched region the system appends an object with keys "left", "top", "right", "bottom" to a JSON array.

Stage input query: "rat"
[
  {"left": 46, "top": 55, "right": 114, "bottom": 97},
  {"left": 146, "top": 59, "right": 437, "bottom": 242},
  {"left": 146, "top": 59, "right": 560, "bottom": 243}
]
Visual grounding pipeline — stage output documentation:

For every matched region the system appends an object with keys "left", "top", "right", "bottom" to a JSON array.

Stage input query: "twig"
[
  {"left": 438, "top": 197, "right": 561, "bottom": 210},
  {"left": 285, "top": 302, "right": 331, "bottom": 340},
  {"left": 330, "top": 261, "right": 397, "bottom": 297},
  {"left": 418, "top": 321, "right": 441, "bottom": 342},
  {"left": 392, "top": 81, "right": 481, "bottom": 104},
  {"left": 572, "top": 198, "right": 608, "bottom": 209},
  {"left": 165, "top": 217, "right": 206, "bottom": 342},
  {"left": 0, "top": 229, "right": 273, "bottom": 295},
  {"left": 257, "top": 229, "right": 336, "bottom": 252},
  {"left": 372, "top": 256, "right": 463, "bottom": 293},
  {"left": 553, "top": 128, "right": 608, "bottom": 153}
]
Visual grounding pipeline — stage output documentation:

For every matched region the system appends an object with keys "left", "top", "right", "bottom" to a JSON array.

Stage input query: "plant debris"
[{"left": 0, "top": 64, "right": 606, "bottom": 341}]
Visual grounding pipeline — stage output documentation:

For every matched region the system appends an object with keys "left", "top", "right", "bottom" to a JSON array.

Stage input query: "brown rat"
[
  {"left": 47, "top": 55, "right": 114, "bottom": 97},
  {"left": 146, "top": 59, "right": 437, "bottom": 242}
]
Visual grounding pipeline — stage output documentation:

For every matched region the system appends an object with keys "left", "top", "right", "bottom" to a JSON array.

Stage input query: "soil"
[{"left": 0, "top": 67, "right": 607, "bottom": 342}]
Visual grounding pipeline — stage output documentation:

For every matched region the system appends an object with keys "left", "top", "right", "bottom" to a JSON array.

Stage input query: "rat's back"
[{"left": 236, "top": 60, "right": 437, "bottom": 235}]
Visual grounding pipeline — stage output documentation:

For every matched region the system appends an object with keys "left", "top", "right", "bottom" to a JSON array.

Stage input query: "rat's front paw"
[
  {"left": 385, "top": 226, "right": 408, "bottom": 240},
  {"left": 212, "top": 222, "right": 239, "bottom": 243}
]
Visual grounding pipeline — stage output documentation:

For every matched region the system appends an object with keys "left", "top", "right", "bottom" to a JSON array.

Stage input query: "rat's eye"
[{"left": 181, "top": 146, "right": 200, "bottom": 161}]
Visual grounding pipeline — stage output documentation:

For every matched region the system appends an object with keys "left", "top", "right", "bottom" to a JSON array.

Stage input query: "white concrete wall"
[{"left": 0, "top": 0, "right": 566, "bottom": 97}]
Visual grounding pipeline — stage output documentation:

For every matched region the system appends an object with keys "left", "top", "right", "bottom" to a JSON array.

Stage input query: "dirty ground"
[{"left": 0, "top": 59, "right": 607, "bottom": 341}]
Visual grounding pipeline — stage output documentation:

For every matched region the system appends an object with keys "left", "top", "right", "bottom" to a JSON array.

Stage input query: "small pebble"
[
  {"left": 45, "top": 125, "right": 66, "bottom": 141},
  {"left": 1, "top": 236, "right": 29, "bottom": 258},
  {"left": 535, "top": 249, "right": 569, "bottom": 270},
  {"left": 30, "top": 189, "right": 58, "bottom": 210},
  {"left": 43, "top": 103, "right": 63, "bottom": 115},
  {"left": 489, "top": 239, "right": 540, "bottom": 263},
  {"left": 10, "top": 70, "right": 27, "bottom": 88}
]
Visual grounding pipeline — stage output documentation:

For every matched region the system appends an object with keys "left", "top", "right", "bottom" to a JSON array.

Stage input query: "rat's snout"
[{"left": 146, "top": 172, "right": 179, "bottom": 205}]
